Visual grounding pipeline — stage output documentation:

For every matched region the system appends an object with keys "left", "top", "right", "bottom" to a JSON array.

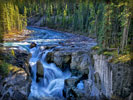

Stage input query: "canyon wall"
[
  {"left": 92, "top": 54, "right": 133, "bottom": 99},
  {"left": 45, "top": 45, "right": 133, "bottom": 100}
]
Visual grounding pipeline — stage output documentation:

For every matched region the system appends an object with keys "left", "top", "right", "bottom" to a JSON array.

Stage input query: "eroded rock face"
[
  {"left": 24, "top": 31, "right": 132, "bottom": 100},
  {"left": 64, "top": 78, "right": 91, "bottom": 100},
  {"left": 53, "top": 51, "right": 71, "bottom": 70},
  {"left": 0, "top": 67, "right": 31, "bottom": 100},
  {"left": 0, "top": 47, "right": 31, "bottom": 76},
  {"left": 45, "top": 45, "right": 132, "bottom": 100},
  {"left": 46, "top": 49, "right": 91, "bottom": 76},
  {"left": 94, "top": 72, "right": 102, "bottom": 91},
  {"left": 64, "top": 78, "right": 80, "bottom": 99},
  {"left": 93, "top": 54, "right": 133, "bottom": 99},
  {"left": 44, "top": 33, "right": 96, "bottom": 77},
  {"left": 71, "top": 51, "right": 90, "bottom": 75}
]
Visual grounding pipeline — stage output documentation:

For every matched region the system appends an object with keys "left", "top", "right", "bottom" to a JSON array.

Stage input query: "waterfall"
[{"left": 28, "top": 46, "right": 71, "bottom": 99}]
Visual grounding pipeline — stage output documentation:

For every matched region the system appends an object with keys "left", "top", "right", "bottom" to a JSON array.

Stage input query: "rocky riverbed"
[
  {"left": 37, "top": 40, "right": 133, "bottom": 100},
  {"left": 0, "top": 27, "right": 132, "bottom": 100}
]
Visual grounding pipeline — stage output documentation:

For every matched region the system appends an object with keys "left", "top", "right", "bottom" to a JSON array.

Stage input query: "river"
[{"left": 3, "top": 27, "right": 98, "bottom": 100}]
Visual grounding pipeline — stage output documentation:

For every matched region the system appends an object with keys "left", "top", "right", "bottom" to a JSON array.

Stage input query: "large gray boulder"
[
  {"left": 0, "top": 67, "right": 31, "bottom": 100},
  {"left": 46, "top": 49, "right": 90, "bottom": 76},
  {"left": 64, "top": 78, "right": 89, "bottom": 100},
  {"left": 53, "top": 51, "right": 71, "bottom": 69},
  {"left": 70, "top": 51, "right": 90, "bottom": 75},
  {"left": 36, "top": 61, "right": 44, "bottom": 78}
]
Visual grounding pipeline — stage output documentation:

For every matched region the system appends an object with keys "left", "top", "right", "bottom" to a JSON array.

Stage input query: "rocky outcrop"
[
  {"left": 51, "top": 51, "right": 71, "bottom": 70},
  {"left": 36, "top": 61, "right": 44, "bottom": 78},
  {"left": 92, "top": 54, "right": 133, "bottom": 99},
  {"left": 0, "top": 47, "right": 30, "bottom": 74},
  {"left": 0, "top": 47, "right": 31, "bottom": 100},
  {"left": 44, "top": 43, "right": 132, "bottom": 100},
  {"left": 0, "top": 67, "right": 31, "bottom": 100},
  {"left": 64, "top": 77, "right": 88, "bottom": 100},
  {"left": 70, "top": 51, "right": 90, "bottom": 75},
  {"left": 46, "top": 47, "right": 92, "bottom": 76}
]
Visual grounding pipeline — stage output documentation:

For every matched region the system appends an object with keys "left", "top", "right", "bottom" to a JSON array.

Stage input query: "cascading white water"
[{"left": 28, "top": 46, "right": 71, "bottom": 99}]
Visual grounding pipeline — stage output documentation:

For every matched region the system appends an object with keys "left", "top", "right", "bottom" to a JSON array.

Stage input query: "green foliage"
[
  {"left": 0, "top": 60, "right": 21, "bottom": 77},
  {"left": 0, "top": 61, "right": 10, "bottom": 76},
  {"left": 0, "top": 0, "right": 132, "bottom": 54},
  {"left": 0, "top": 3, "right": 4, "bottom": 42},
  {"left": 23, "top": 6, "right": 27, "bottom": 28},
  {"left": 0, "top": 1, "right": 27, "bottom": 42}
]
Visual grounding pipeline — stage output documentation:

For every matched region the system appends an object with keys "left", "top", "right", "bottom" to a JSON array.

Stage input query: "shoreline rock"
[{"left": 0, "top": 67, "right": 31, "bottom": 100}]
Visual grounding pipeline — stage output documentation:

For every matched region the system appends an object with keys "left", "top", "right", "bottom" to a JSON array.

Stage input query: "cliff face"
[
  {"left": 0, "top": 47, "right": 31, "bottom": 100},
  {"left": 44, "top": 45, "right": 132, "bottom": 100},
  {"left": 1, "top": 46, "right": 132, "bottom": 100},
  {"left": 92, "top": 54, "right": 133, "bottom": 99}
]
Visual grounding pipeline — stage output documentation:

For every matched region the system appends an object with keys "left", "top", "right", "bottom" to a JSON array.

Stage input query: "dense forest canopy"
[
  {"left": 0, "top": 0, "right": 132, "bottom": 53},
  {"left": 0, "top": 0, "right": 27, "bottom": 42}
]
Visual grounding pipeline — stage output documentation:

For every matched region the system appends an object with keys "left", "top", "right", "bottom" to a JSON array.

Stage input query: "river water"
[
  {"left": 28, "top": 46, "right": 71, "bottom": 99},
  {"left": 3, "top": 27, "right": 70, "bottom": 47},
  {"left": 3, "top": 27, "right": 99, "bottom": 100}
]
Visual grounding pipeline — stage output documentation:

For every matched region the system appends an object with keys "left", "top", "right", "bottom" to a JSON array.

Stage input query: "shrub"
[{"left": 0, "top": 60, "right": 9, "bottom": 77}]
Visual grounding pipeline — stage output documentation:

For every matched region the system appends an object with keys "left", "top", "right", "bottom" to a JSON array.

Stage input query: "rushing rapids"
[
  {"left": 3, "top": 27, "right": 104, "bottom": 100},
  {"left": 28, "top": 46, "right": 71, "bottom": 99},
  {"left": 1, "top": 27, "right": 132, "bottom": 100}
]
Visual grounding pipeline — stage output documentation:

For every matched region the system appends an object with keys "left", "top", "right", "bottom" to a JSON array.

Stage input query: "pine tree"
[
  {"left": 15, "top": 5, "right": 21, "bottom": 31},
  {"left": 4, "top": 4, "right": 11, "bottom": 33},
  {"left": 0, "top": 3, "right": 4, "bottom": 42},
  {"left": 23, "top": 6, "right": 27, "bottom": 28},
  {"left": 9, "top": 3, "right": 14, "bottom": 29},
  {"left": 120, "top": 2, "right": 132, "bottom": 52}
]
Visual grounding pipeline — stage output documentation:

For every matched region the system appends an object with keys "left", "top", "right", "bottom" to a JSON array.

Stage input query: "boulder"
[
  {"left": 64, "top": 77, "right": 78, "bottom": 98},
  {"left": 46, "top": 52, "right": 54, "bottom": 63},
  {"left": 70, "top": 52, "right": 90, "bottom": 75},
  {"left": 65, "top": 78, "right": 78, "bottom": 87},
  {"left": 53, "top": 51, "right": 71, "bottom": 69},
  {"left": 36, "top": 61, "right": 44, "bottom": 78},
  {"left": 30, "top": 42, "right": 37, "bottom": 48},
  {"left": 27, "top": 53, "right": 32, "bottom": 62},
  {"left": 1, "top": 47, "right": 29, "bottom": 69},
  {"left": 64, "top": 78, "right": 89, "bottom": 100},
  {"left": 0, "top": 67, "right": 31, "bottom": 100},
  {"left": 46, "top": 49, "right": 90, "bottom": 76}
]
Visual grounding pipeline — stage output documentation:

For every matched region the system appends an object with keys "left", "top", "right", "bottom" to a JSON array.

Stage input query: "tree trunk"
[
  {"left": 121, "top": 16, "right": 131, "bottom": 52},
  {"left": 95, "top": 14, "right": 98, "bottom": 42}
]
